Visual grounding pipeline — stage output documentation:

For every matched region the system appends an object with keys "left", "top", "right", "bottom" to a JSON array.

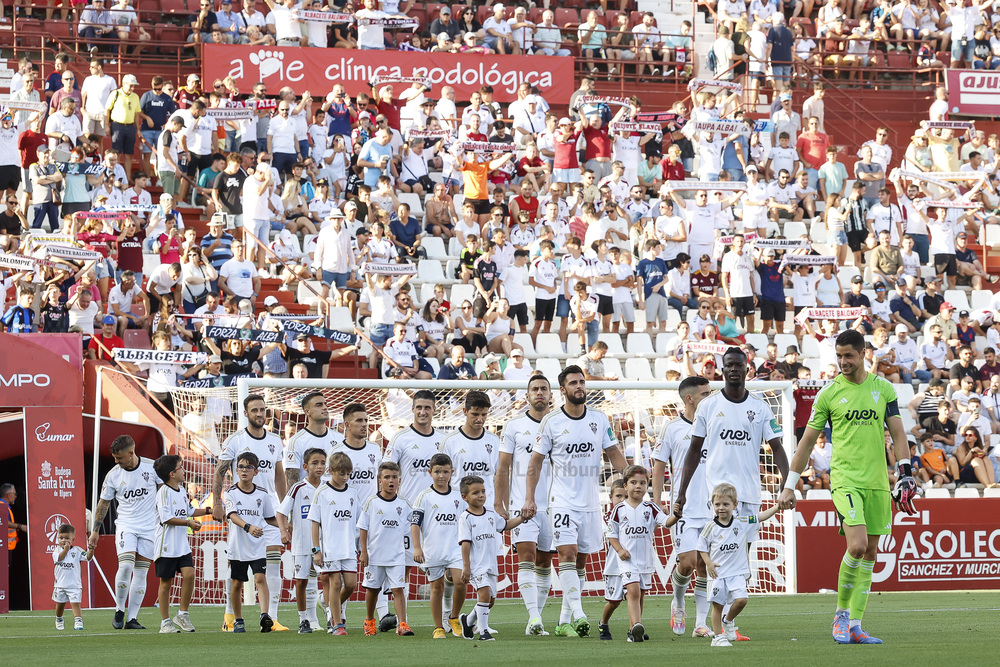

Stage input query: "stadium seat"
[
  {"left": 984, "top": 486, "right": 1000, "bottom": 498},
  {"left": 924, "top": 488, "right": 951, "bottom": 498},
  {"left": 626, "top": 333, "right": 655, "bottom": 357},
  {"left": 416, "top": 260, "right": 446, "bottom": 285},
  {"left": 555, "top": 8, "right": 579, "bottom": 26},
  {"left": 744, "top": 333, "right": 768, "bottom": 352},
  {"left": 624, "top": 358, "right": 653, "bottom": 380},
  {"left": 398, "top": 192, "right": 423, "bottom": 217},
  {"left": 665, "top": 309, "right": 681, "bottom": 331},
  {"left": 444, "top": 260, "right": 459, "bottom": 282},
  {"left": 774, "top": 333, "right": 798, "bottom": 355},
  {"left": 784, "top": 220, "right": 808, "bottom": 240},
  {"left": 513, "top": 334, "right": 537, "bottom": 358},
  {"left": 328, "top": 307, "right": 354, "bottom": 331},
  {"left": 423, "top": 236, "right": 448, "bottom": 260},
  {"left": 449, "top": 283, "right": 474, "bottom": 306},
  {"left": 654, "top": 333, "right": 673, "bottom": 355},
  {"left": 602, "top": 358, "right": 623, "bottom": 379},
  {"left": 417, "top": 283, "right": 435, "bottom": 304},
  {"left": 566, "top": 337, "right": 583, "bottom": 358},
  {"left": 297, "top": 280, "right": 323, "bottom": 307},
  {"left": 535, "top": 358, "right": 563, "bottom": 383},
  {"left": 805, "top": 489, "right": 832, "bottom": 500},
  {"left": 597, "top": 333, "right": 625, "bottom": 356},
  {"left": 943, "top": 290, "right": 970, "bottom": 311},
  {"left": 536, "top": 333, "right": 569, "bottom": 359},
  {"left": 800, "top": 335, "right": 820, "bottom": 358},
  {"left": 971, "top": 289, "right": 993, "bottom": 310},
  {"left": 124, "top": 330, "right": 151, "bottom": 349},
  {"left": 954, "top": 487, "right": 980, "bottom": 498},
  {"left": 653, "top": 356, "right": 673, "bottom": 378}
]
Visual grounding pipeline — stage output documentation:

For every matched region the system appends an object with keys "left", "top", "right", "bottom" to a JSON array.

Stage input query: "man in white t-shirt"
[
  {"left": 219, "top": 240, "right": 260, "bottom": 301},
  {"left": 108, "top": 270, "right": 150, "bottom": 335},
  {"left": 720, "top": 234, "right": 758, "bottom": 332},
  {"left": 241, "top": 166, "right": 274, "bottom": 268},
  {"left": 68, "top": 286, "right": 101, "bottom": 343},
  {"left": 354, "top": 0, "right": 408, "bottom": 50}
]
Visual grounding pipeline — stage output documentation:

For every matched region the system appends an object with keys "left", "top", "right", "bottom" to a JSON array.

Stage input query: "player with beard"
[
  {"left": 651, "top": 376, "right": 714, "bottom": 638},
  {"left": 778, "top": 329, "right": 913, "bottom": 645},
  {"left": 283, "top": 392, "right": 343, "bottom": 488},
  {"left": 674, "top": 347, "right": 790, "bottom": 641},
  {"left": 523, "top": 365, "right": 627, "bottom": 638},
  {"left": 213, "top": 395, "right": 288, "bottom": 632},
  {"left": 495, "top": 373, "right": 555, "bottom": 636}
]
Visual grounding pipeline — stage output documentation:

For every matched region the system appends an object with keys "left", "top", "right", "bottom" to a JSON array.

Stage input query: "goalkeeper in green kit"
[{"left": 778, "top": 329, "right": 917, "bottom": 645}]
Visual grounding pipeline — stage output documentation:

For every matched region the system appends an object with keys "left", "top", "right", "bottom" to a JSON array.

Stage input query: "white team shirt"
[
  {"left": 278, "top": 479, "right": 319, "bottom": 556},
  {"left": 153, "top": 484, "right": 194, "bottom": 559},
  {"left": 330, "top": 440, "right": 381, "bottom": 502},
  {"left": 691, "top": 390, "right": 781, "bottom": 506},
  {"left": 535, "top": 407, "right": 619, "bottom": 513},
  {"left": 410, "top": 485, "right": 466, "bottom": 566},
  {"left": 53, "top": 546, "right": 86, "bottom": 589},
  {"left": 654, "top": 416, "right": 712, "bottom": 522},
  {"left": 225, "top": 483, "right": 275, "bottom": 562},
  {"left": 283, "top": 426, "right": 343, "bottom": 482},
  {"left": 607, "top": 499, "right": 669, "bottom": 574},
  {"left": 457, "top": 507, "right": 507, "bottom": 576},
  {"left": 441, "top": 427, "right": 500, "bottom": 507},
  {"left": 528, "top": 257, "right": 558, "bottom": 299},
  {"left": 696, "top": 515, "right": 759, "bottom": 578},
  {"left": 99, "top": 456, "right": 160, "bottom": 534},
  {"left": 357, "top": 493, "right": 412, "bottom": 566},
  {"left": 721, "top": 249, "right": 755, "bottom": 298},
  {"left": 560, "top": 253, "right": 591, "bottom": 298},
  {"left": 221, "top": 428, "right": 283, "bottom": 500},
  {"left": 308, "top": 482, "right": 361, "bottom": 561},
  {"left": 383, "top": 426, "right": 445, "bottom": 504},
  {"left": 501, "top": 414, "right": 551, "bottom": 513}
]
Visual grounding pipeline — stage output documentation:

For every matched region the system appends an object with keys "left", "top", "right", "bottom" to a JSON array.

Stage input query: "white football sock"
[
  {"left": 224, "top": 577, "right": 234, "bottom": 616},
  {"left": 672, "top": 569, "right": 691, "bottom": 609},
  {"left": 557, "top": 562, "right": 579, "bottom": 623},
  {"left": 467, "top": 605, "right": 478, "bottom": 626},
  {"left": 340, "top": 601, "right": 347, "bottom": 623},
  {"left": 265, "top": 554, "right": 282, "bottom": 621},
  {"left": 535, "top": 565, "right": 551, "bottom": 614},
  {"left": 475, "top": 603, "right": 491, "bottom": 635},
  {"left": 127, "top": 561, "right": 148, "bottom": 621},
  {"left": 695, "top": 577, "right": 709, "bottom": 628},
  {"left": 376, "top": 590, "right": 390, "bottom": 617},
  {"left": 113, "top": 555, "right": 135, "bottom": 613},
  {"left": 518, "top": 562, "right": 539, "bottom": 618},
  {"left": 298, "top": 610, "right": 307, "bottom": 622},
  {"left": 306, "top": 575, "right": 319, "bottom": 626}
]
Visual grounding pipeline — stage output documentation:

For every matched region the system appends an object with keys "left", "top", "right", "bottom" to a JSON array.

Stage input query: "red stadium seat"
[
  {"left": 790, "top": 16, "right": 814, "bottom": 36},
  {"left": 424, "top": 2, "right": 445, "bottom": 23},
  {"left": 527, "top": 7, "right": 542, "bottom": 23},
  {"left": 555, "top": 8, "right": 578, "bottom": 27},
  {"left": 124, "top": 330, "right": 152, "bottom": 350},
  {"left": 604, "top": 10, "right": 622, "bottom": 28},
  {"left": 155, "top": 23, "right": 184, "bottom": 45},
  {"left": 161, "top": 0, "right": 187, "bottom": 15},
  {"left": 408, "top": 7, "right": 426, "bottom": 27},
  {"left": 476, "top": 5, "right": 491, "bottom": 23}
]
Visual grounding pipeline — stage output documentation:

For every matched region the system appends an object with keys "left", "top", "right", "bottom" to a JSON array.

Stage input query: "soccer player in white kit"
[
  {"left": 674, "top": 347, "right": 789, "bottom": 641},
  {"left": 651, "top": 375, "right": 714, "bottom": 638},
  {"left": 152, "top": 454, "right": 211, "bottom": 633},
  {"left": 277, "top": 447, "right": 326, "bottom": 634},
  {"left": 283, "top": 391, "right": 344, "bottom": 488},
  {"left": 213, "top": 394, "right": 288, "bottom": 631},
  {"left": 523, "top": 364, "right": 628, "bottom": 638},
  {"left": 53, "top": 524, "right": 88, "bottom": 631},
  {"left": 495, "top": 373, "right": 555, "bottom": 636},
  {"left": 441, "top": 390, "right": 500, "bottom": 506},
  {"left": 87, "top": 435, "right": 161, "bottom": 630},
  {"left": 382, "top": 389, "right": 444, "bottom": 630}
]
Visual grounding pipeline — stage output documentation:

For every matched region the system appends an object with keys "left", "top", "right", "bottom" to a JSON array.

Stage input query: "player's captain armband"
[{"left": 885, "top": 400, "right": 900, "bottom": 418}]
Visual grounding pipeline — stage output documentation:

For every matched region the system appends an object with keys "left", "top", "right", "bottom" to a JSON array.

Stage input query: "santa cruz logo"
[
  {"left": 845, "top": 409, "right": 878, "bottom": 421},
  {"left": 720, "top": 429, "right": 751, "bottom": 440},
  {"left": 565, "top": 443, "right": 595, "bottom": 454}
]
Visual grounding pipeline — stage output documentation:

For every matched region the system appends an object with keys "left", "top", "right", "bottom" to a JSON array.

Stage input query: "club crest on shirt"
[
  {"left": 486, "top": 443, "right": 493, "bottom": 454},
  {"left": 369, "top": 453, "right": 377, "bottom": 464},
  {"left": 142, "top": 472, "right": 150, "bottom": 482},
  {"left": 396, "top": 506, "right": 402, "bottom": 516},
  {"left": 256, "top": 498, "right": 262, "bottom": 508},
  {"left": 589, "top": 422, "right": 598, "bottom": 434},
  {"left": 871, "top": 391, "right": 880, "bottom": 405},
  {"left": 455, "top": 500, "right": 460, "bottom": 508},
  {"left": 747, "top": 410, "right": 755, "bottom": 423},
  {"left": 643, "top": 509, "right": 650, "bottom": 521},
  {"left": 268, "top": 444, "right": 276, "bottom": 454}
]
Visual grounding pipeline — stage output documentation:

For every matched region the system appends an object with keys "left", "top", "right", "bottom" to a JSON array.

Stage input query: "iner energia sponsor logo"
[{"left": 224, "top": 49, "right": 555, "bottom": 95}]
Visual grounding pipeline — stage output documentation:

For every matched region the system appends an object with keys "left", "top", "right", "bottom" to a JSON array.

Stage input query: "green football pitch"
[{"left": 2, "top": 592, "right": 995, "bottom": 664}]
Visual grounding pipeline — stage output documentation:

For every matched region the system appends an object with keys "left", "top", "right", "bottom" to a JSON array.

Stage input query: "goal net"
[{"left": 168, "top": 378, "right": 796, "bottom": 606}]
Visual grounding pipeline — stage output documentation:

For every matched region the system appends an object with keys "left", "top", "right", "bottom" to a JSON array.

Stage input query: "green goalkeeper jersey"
[{"left": 807, "top": 373, "right": 899, "bottom": 491}]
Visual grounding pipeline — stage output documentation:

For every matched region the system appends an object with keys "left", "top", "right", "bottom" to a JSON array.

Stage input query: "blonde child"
[
  {"left": 697, "top": 483, "right": 779, "bottom": 647},
  {"left": 53, "top": 524, "right": 89, "bottom": 631}
]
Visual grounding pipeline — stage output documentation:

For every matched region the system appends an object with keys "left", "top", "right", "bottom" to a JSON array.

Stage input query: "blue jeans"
[
  {"left": 141, "top": 129, "right": 160, "bottom": 154},
  {"left": 272, "top": 151, "right": 297, "bottom": 176},
  {"left": 900, "top": 369, "right": 931, "bottom": 384},
  {"left": 772, "top": 64, "right": 791, "bottom": 83},
  {"left": 322, "top": 269, "right": 349, "bottom": 290},
  {"left": 668, "top": 296, "right": 700, "bottom": 312},
  {"left": 805, "top": 167, "right": 819, "bottom": 191},
  {"left": 952, "top": 39, "right": 975, "bottom": 63},
  {"left": 724, "top": 167, "right": 745, "bottom": 182},
  {"left": 32, "top": 202, "right": 59, "bottom": 230},
  {"left": 581, "top": 319, "right": 598, "bottom": 348},
  {"left": 910, "top": 233, "right": 929, "bottom": 265}
]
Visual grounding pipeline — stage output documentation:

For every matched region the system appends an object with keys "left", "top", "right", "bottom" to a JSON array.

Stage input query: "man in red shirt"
[
  {"left": 552, "top": 117, "right": 582, "bottom": 196},
  {"left": 87, "top": 315, "right": 125, "bottom": 361},
  {"left": 581, "top": 113, "right": 616, "bottom": 182},
  {"left": 795, "top": 116, "right": 830, "bottom": 192},
  {"left": 16, "top": 115, "right": 47, "bottom": 210},
  {"left": 509, "top": 180, "right": 539, "bottom": 227}
]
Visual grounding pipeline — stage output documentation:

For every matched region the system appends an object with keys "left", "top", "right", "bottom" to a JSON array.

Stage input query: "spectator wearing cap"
[
  {"left": 918, "top": 277, "right": 944, "bottom": 320},
  {"left": 921, "top": 300, "right": 958, "bottom": 346},
  {"left": 214, "top": 0, "right": 249, "bottom": 43},
  {"left": 87, "top": 314, "right": 125, "bottom": 361},
  {"left": 278, "top": 332, "right": 336, "bottom": 378},
  {"left": 755, "top": 248, "right": 787, "bottom": 334},
  {"left": 430, "top": 5, "right": 462, "bottom": 41},
  {"left": 771, "top": 91, "right": 801, "bottom": 145},
  {"left": 29, "top": 146, "right": 62, "bottom": 231},
  {"left": 889, "top": 277, "right": 920, "bottom": 333},
  {"left": 105, "top": 74, "right": 142, "bottom": 177},
  {"left": 891, "top": 324, "right": 929, "bottom": 384},
  {"left": 775, "top": 345, "right": 804, "bottom": 379},
  {"left": 843, "top": 274, "right": 873, "bottom": 332},
  {"left": 535, "top": 10, "right": 571, "bottom": 56},
  {"left": 313, "top": 209, "right": 353, "bottom": 295}
]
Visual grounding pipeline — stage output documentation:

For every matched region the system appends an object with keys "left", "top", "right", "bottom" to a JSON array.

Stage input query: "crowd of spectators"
[{"left": 2, "top": 2, "right": 1000, "bottom": 490}]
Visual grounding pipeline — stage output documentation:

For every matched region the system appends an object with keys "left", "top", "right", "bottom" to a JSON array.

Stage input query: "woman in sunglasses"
[{"left": 181, "top": 247, "right": 218, "bottom": 313}]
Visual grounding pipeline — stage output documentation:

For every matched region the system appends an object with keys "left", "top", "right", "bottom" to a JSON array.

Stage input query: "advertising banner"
[
  {"left": 945, "top": 69, "right": 1000, "bottom": 116},
  {"left": 23, "top": 406, "right": 88, "bottom": 610},
  {"left": 795, "top": 499, "right": 1000, "bottom": 592},
  {"left": 202, "top": 44, "right": 575, "bottom": 103},
  {"left": 0, "top": 333, "right": 83, "bottom": 409}
]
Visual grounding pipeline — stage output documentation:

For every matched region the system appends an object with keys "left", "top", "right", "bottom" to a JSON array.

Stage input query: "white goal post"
[{"left": 228, "top": 376, "right": 800, "bottom": 597}]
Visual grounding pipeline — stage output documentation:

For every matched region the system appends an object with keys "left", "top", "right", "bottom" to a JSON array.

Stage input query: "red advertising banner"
[
  {"left": 24, "top": 406, "right": 88, "bottom": 610},
  {"left": 202, "top": 45, "right": 575, "bottom": 103},
  {"left": 0, "top": 333, "right": 83, "bottom": 408},
  {"left": 795, "top": 498, "right": 1000, "bottom": 592},
  {"left": 945, "top": 69, "right": 1000, "bottom": 117}
]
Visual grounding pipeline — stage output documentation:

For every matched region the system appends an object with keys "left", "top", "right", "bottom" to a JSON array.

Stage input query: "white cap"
[
  {"left": 493, "top": 2, "right": 504, "bottom": 10},
  {"left": 526, "top": 95, "right": 539, "bottom": 105},
  {"left": 895, "top": 323, "right": 909, "bottom": 334},
  {"left": 122, "top": 74, "right": 138, "bottom": 86},
  {"left": 263, "top": 295, "right": 279, "bottom": 307}
]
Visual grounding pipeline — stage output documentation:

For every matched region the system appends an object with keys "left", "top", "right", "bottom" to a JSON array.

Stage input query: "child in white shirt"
[
  {"left": 52, "top": 523, "right": 89, "bottom": 631},
  {"left": 278, "top": 447, "right": 326, "bottom": 634}
]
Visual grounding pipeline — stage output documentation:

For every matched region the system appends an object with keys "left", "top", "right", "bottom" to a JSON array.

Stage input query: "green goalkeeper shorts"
[{"left": 832, "top": 488, "right": 892, "bottom": 536}]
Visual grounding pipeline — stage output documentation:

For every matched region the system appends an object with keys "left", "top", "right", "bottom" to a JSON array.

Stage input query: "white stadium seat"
[
  {"left": 943, "top": 290, "right": 970, "bottom": 311},
  {"left": 805, "top": 489, "right": 832, "bottom": 500},
  {"left": 624, "top": 358, "right": 653, "bottom": 380},
  {"left": 597, "top": 333, "right": 626, "bottom": 356},
  {"left": 536, "top": 334, "right": 569, "bottom": 359},
  {"left": 954, "top": 487, "right": 980, "bottom": 499},
  {"left": 924, "top": 488, "right": 950, "bottom": 499},
  {"left": 626, "top": 333, "right": 655, "bottom": 357},
  {"left": 422, "top": 236, "right": 448, "bottom": 260}
]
